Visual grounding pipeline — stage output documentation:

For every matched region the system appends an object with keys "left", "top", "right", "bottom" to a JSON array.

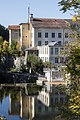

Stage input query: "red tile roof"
[
  {"left": 31, "top": 18, "right": 69, "bottom": 28},
  {"left": 8, "top": 25, "right": 20, "bottom": 30}
]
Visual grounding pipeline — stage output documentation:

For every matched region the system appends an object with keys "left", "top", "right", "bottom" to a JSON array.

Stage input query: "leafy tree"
[
  {"left": 57, "top": 1, "right": 80, "bottom": 119},
  {"left": 43, "top": 61, "right": 54, "bottom": 70},
  {"left": 58, "top": 0, "right": 80, "bottom": 13},
  {"left": 58, "top": 0, "right": 80, "bottom": 22},
  {"left": 0, "top": 24, "right": 9, "bottom": 41},
  {"left": 27, "top": 54, "right": 44, "bottom": 74},
  {"left": 0, "top": 36, "right": 3, "bottom": 44},
  {"left": 63, "top": 40, "right": 80, "bottom": 117},
  {"left": 0, "top": 40, "right": 15, "bottom": 71}
]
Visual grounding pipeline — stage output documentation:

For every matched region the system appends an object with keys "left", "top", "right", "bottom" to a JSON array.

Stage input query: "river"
[{"left": 0, "top": 84, "right": 61, "bottom": 120}]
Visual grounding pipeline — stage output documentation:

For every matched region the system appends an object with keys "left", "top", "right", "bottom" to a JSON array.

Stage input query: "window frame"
[
  {"left": 45, "top": 32, "right": 48, "bottom": 38},
  {"left": 38, "top": 32, "right": 41, "bottom": 38},
  {"left": 55, "top": 57, "right": 58, "bottom": 63},
  {"left": 45, "top": 41, "right": 48, "bottom": 45},
  {"left": 52, "top": 33, "right": 55, "bottom": 38},
  {"left": 38, "top": 41, "right": 41, "bottom": 46},
  {"left": 58, "top": 33, "right": 62, "bottom": 38},
  {"left": 55, "top": 48, "right": 58, "bottom": 55}
]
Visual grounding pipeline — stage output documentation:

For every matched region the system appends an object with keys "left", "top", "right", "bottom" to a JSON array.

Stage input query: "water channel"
[{"left": 0, "top": 84, "right": 61, "bottom": 120}]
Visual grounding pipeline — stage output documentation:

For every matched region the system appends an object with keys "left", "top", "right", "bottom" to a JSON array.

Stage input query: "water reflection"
[{"left": 0, "top": 84, "right": 67, "bottom": 120}]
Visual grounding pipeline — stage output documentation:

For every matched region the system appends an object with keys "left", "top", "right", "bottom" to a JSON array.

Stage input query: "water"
[
  {"left": 0, "top": 96, "right": 20, "bottom": 120},
  {"left": 0, "top": 85, "right": 62, "bottom": 120}
]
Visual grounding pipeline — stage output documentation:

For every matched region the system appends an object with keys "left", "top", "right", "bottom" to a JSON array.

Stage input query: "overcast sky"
[{"left": 0, "top": 0, "right": 72, "bottom": 27}]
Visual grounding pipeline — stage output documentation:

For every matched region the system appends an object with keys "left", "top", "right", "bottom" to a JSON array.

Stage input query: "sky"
[{"left": 0, "top": 0, "right": 73, "bottom": 28}]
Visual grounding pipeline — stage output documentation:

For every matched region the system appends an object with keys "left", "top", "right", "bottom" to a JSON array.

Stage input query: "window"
[
  {"left": 45, "top": 106, "right": 48, "bottom": 112},
  {"left": 58, "top": 41, "right": 61, "bottom": 45},
  {"left": 60, "top": 97, "right": 64, "bottom": 103},
  {"left": 55, "top": 57, "right": 58, "bottom": 63},
  {"left": 38, "top": 32, "right": 41, "bottom": 38},
  {"left": 45, "top": 33, "right": 48, "bottom": 38},
  {"left": 58, "top": 33, "right": 62, "bottom": 38},
  {"left": 13, "top": 33, "right": 18, "bottom": 39},
  {"left": 55, "top": 98, "right": 58, "bottom": 103},
  {"left": 52, "top": 33, "right": 55, "bottom": 38},
  {"left": 60, "top": 57, "right": 64, "bottom": 63},
  {"left": 38, "top": 41, "right": 41, "bottom": 46},
  {"left": 55, "top": 48, "right": 58, "bottom": 55},
  {"left": 38, "top": 106, "right": 42, "bottom": 112},
  {"left": 45, "top": 41, "right": 48, "bottom": 45},
  {"left": 51, "top": 48, "right": 53, "bottom": 55},
  {"left": 65, "top": 33, "right": 68, "bottom": 38},
  {"left": 55, "top": 92, "right": 58, "bottom": 95},
  {"left": 51, "top": 97, "right": 53, "bottom": 104}
]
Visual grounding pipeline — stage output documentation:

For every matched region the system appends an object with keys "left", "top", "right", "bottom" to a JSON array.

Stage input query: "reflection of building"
[
  {"left": 9, "top": 83, "right": 67, "bottom": 120},
  {"left": 9, "top": 93, "right": 20, "bottom": 115},
  {"left": 9, "top": 91, "right": 36, "bottom": 120}
]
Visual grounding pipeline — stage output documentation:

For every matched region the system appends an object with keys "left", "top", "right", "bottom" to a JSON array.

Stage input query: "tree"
[
  {"left": 43, "top": 61, "right": 54, "bottom": 69},
  {"left": 58, "top": 0, "right": 80, "bottom": 13},
  {"left": 0, "top": 40, "right": 15, "bottom": 71},
  {"left": 63, "top": 40, "right": 80, "bottom": 118},
  {"left": 0, "top": 24, "right": 9, "bottom": 41},
  {"left": 57, "top": 1, "right": 80, "bottom": 119},
  {"left": 27, "top": 54, "right": 44, "bottom": 74},
  {"left": 58, "top": 0, "right": 80, "bottom": 22}
]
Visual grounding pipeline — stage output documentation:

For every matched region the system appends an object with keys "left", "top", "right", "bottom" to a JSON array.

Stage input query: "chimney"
[{"left": 30, "top": 14, "right": 33, "bottom": 21}]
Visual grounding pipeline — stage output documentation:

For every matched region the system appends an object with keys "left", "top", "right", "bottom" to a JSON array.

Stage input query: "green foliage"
[
  {"left": 0, "top": 40, "right": 15, "bottom": 71},
  {"left": 27, "top": 54, "right": 44, "bottom": 74},
  {"left": 43, "top": 61, "right": 54, "bottom": 68},
  {"left": 27, "top": 84, "right": 42, "bottom": 95},
  {"left": 0, "top": 36, "right": 3, "bottom": 44},
  {"left": 58, "top": 1, "right": 80, "bottom": 118},
  {"left": 61, "top": 39, "right": 80, "bottom": 118},
  {"left": 0, "top": 24, "right": 9, "bottom": 41},
  {"left": 58, "top": 0, "right": 80, "bottom": 13}
]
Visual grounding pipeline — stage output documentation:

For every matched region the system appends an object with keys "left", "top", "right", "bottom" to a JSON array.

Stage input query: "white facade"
[{"left": 31, "top": 25, "right": 73, "bottom": 65}]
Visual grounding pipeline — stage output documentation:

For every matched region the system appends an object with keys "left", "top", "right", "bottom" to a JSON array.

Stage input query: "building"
[
  {"left": 30, "top": 17, "right": 74, "bottom": 65},
  {"left": 8, "top": 23, "right": 32, "bottom": 50},
  {"left": 8, "top": 14, "right": 75, "bottom": 66}
]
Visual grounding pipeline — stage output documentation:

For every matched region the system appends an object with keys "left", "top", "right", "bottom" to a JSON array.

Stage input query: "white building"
[
  {"left": 8, "top": 14, "right": 75, "bottom": 66},
  {"left": 30, "top": 16, "right": 73, "bottom": 65}
]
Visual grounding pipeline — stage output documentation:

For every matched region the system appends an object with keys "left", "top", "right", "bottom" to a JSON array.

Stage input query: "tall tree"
[
  {"left": 0, "top": 24, "right": 9, "bottom": 41},
  {"left": 56, "top": 0, "right": 80, "bottom": 119}
]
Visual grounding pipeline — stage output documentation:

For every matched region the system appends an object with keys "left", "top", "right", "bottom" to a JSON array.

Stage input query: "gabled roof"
[
  {"left": 8, "top": 25, "right": 20, "bottom": 30},
  {"left": 31, "top": 18, "right": 69, "bottom": 28}
]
